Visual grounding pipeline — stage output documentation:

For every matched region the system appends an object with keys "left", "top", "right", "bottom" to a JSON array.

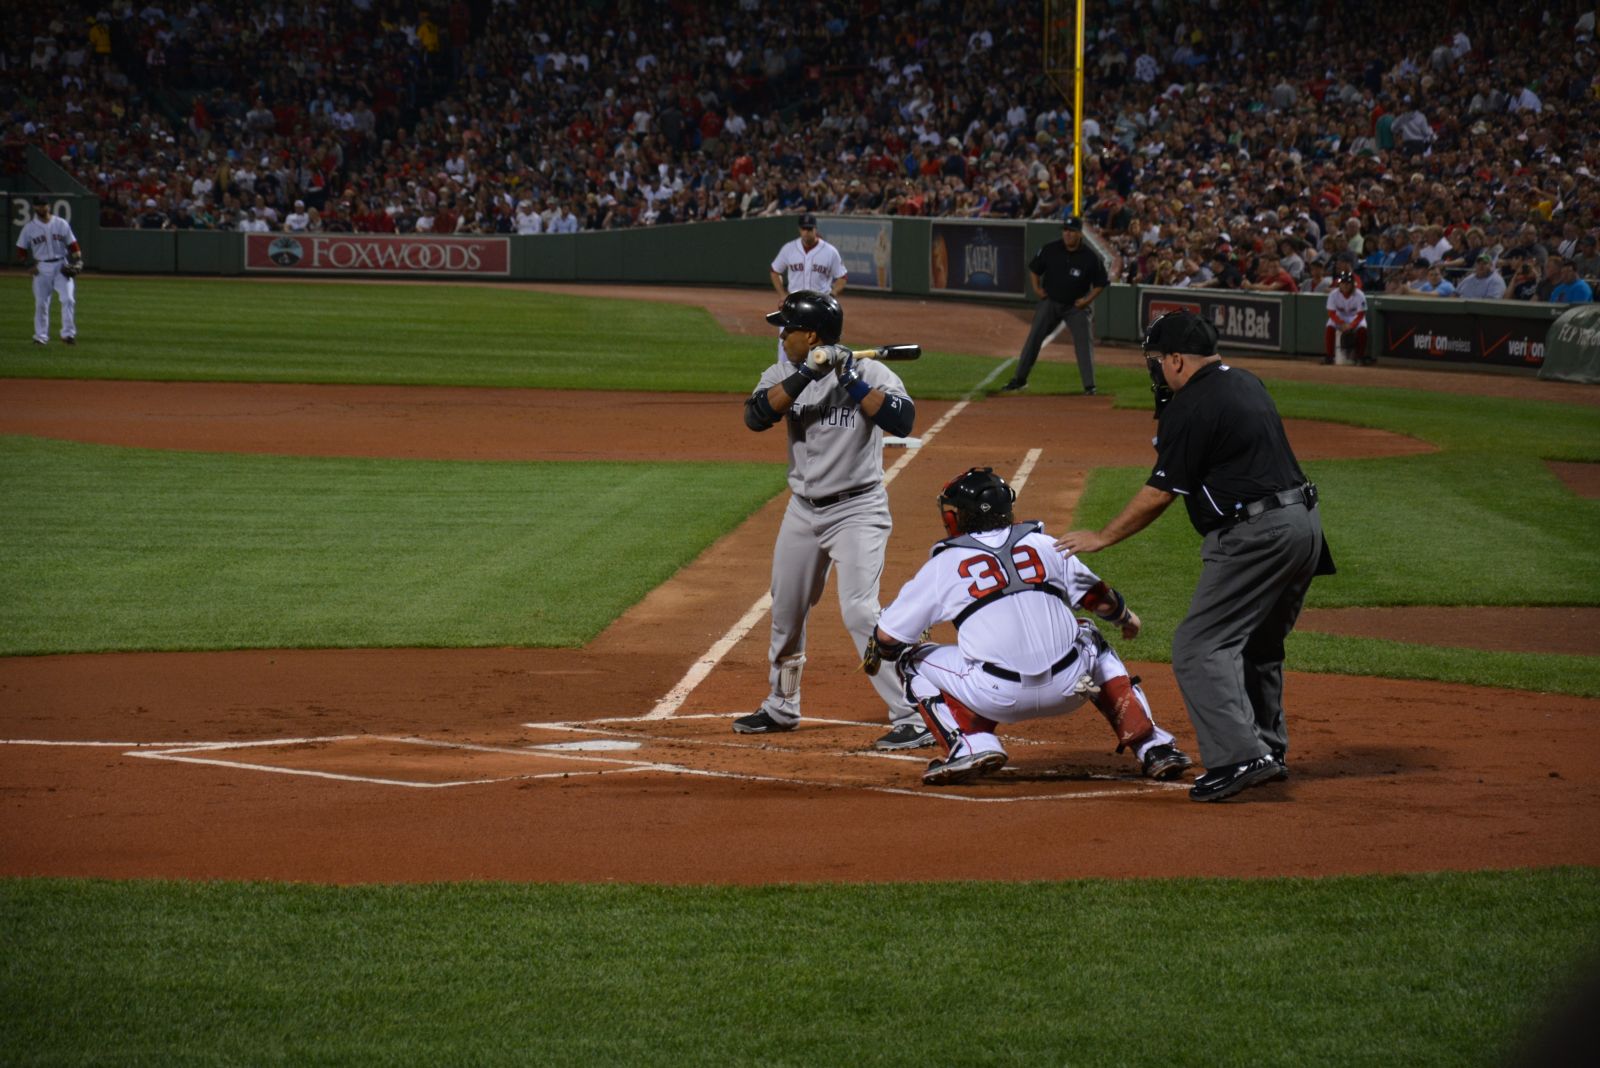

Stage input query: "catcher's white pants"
[
  {"left": 902, "top": 623, "right": 1173, "bottom": 762},
  {"left": 32, "top": 261, "right": 76, "bottom": 343}
]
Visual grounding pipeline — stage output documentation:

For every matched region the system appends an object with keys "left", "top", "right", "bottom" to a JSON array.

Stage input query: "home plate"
[
  {"left": 529, "top": 739, "right": 643, "bottom": 752},
  {"left": 883, "top": 436, "right": 922, "bottom": 448}
]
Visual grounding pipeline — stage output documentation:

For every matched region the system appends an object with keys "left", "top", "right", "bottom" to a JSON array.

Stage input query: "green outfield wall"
[{"left": 70, "top": 217, "right": 1580, "bottom": 372}]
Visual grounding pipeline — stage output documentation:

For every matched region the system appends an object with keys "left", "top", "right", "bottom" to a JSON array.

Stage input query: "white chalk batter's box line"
[{"left": 3, "top": 727, "right": 1183, "bottom": 802}]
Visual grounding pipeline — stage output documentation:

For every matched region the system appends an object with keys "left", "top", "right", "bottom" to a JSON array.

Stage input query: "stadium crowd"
[{"left": 3, "top": 0, "right": 1597, "bottom": 300}]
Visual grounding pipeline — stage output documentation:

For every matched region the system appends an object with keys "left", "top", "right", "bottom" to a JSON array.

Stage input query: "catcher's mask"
[
  {"left": 1140, "top": 311, "right": 1218, "bottom": 416},
  {"left": 938, "top": 466, "right": 1016, "bottom": 537},
  {"left": 765, "top": 290, "right": 843, "bottom": 344}
]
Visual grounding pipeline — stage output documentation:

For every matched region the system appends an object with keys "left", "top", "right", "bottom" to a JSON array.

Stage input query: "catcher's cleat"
[
  {"left": 923, "top": 748, "right": 1007, "bottom": 786},
  {"left": 1141, "top": 742, "right": 1194, "bottom": 781},
  {"left": 732, "top": 710, "right": 796, "bottom": 735},
  {"left": 875, "top": 723, "right": 933, "bottom": 750}
]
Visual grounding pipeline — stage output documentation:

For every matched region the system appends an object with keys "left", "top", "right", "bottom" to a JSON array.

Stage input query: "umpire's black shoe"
[
  {"left": 999, "top": 377, "right": 1027, "bottom": 393},
  {"left": 1268, "top": 750, "right": 1290, "bottom": 782},
  {"left": 1083, "top": 386, "right": 1097, "bottom": 396},
  {"left": 1188, "top": 755, "right": 1282, "bottom": 802},
  {"left": 732, "top": 710, "right": 796, "bottom": 735}
]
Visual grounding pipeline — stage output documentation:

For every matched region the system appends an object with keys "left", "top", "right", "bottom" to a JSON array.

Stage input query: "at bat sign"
[{"left": 851, "top": 344, "right": 922, "bottom": 362}]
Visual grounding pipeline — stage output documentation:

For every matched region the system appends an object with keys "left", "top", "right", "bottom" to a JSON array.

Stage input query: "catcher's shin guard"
[
  {"left": 1093, "top": 674, "right": 1156, "bottom": 752},
  {"left": 913, "top": 691, "right": 998, "bottom": 757}
]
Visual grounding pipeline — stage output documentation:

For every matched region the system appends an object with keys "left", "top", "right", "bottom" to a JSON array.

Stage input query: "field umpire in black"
[
  {"left": 1056, "top": 311, "right": 1334, "bottom": 802},
  {"left": 1001, "top": 213, "right": 1108, "bottom": 395}
]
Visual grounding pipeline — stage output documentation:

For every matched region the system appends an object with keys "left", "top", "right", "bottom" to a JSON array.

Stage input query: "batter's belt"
[{"left": 795, "top": 484, "right": 876, "bottom": 509}]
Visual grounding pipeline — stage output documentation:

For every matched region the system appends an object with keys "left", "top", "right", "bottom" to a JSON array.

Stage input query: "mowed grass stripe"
[{"left": 0, "top": 436, "right": 785, "bottom": 654}]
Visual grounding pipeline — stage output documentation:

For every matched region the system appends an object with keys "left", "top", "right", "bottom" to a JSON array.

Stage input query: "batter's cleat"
[
  {"left": 998, "top": 377, "right": 1027, "bottom": 393},
  {"left": 923, "top": 749, "right": 1007, "bottom": 786},
  {"left": 1188, "top": 755, "right": 1282, "bottom": 802},
  {"left": 875, "top": 723, "right": 934, "bottom": 750},
  {"left": 732, "top": 710, "right": 796, "bottom": 735},
  {"left": 1141, "top": 742, "right": 1194, "bottom": 781},
  {"left": 62, "top": 337, "right": 76, "bottom": 345}
]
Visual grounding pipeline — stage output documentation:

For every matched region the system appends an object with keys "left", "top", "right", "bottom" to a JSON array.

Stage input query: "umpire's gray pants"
[
  {"left": 761, "top": 488, "right": 918, "bottom": 728},
  {"left": 1014, "top": 299, "right": 1095, "bottom": 390},
  {"left": 1172, "top": 503, "right": 1323, "bottom": 769}
]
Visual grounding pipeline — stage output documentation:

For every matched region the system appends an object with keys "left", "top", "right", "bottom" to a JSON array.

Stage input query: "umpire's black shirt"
[
  {"left": 1146, "top": 361, "right": 1308, "bottom": 535},
  {"left": 1029, "top": 240, "right": 1109, "bottom": 304}
]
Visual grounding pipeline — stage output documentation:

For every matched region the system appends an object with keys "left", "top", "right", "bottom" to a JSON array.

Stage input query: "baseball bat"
[{"left": 851, "top": 344, "right": 922, "bottom": 362}]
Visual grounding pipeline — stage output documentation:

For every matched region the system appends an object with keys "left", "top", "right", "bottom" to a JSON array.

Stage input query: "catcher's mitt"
[{"left": 61, "top": 257, "right": 83, "bottom": 278}]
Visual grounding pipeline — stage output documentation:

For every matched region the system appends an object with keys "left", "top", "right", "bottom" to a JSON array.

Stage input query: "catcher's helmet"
[
  {"left": 938, "top": 467, "right": 1016, "bottom": 537},
  {"left": 765, "top": 290, "right": 843, "bottom": 343}
]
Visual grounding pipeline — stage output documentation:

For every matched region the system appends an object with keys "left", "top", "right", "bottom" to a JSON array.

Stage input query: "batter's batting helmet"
[
  {"left": 766, "top": 290, "right": 843, "bottom": 343},
  {"left": 938, "top": 467, "right": 1016, "bottom": 536}
]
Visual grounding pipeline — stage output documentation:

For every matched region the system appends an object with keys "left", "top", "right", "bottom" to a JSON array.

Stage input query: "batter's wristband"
[{"left": 844, "top": 376, "right": 871, "bottom": 403}]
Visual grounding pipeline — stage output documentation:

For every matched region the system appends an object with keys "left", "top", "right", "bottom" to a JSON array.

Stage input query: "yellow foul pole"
[{"left": 1073, "top": 0, "right": 1086, "bottom": 215}]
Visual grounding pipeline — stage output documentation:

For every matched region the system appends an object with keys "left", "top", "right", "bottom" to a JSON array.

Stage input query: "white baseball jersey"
[
  {"left": 15, "top": 214, "right": 78, "bottom": 262},
  {"left": 879, "top": 522, "right": 1102, "bottom": 674},
  {"left": 772, "top": 236, "right": 847, "bottom": 294},
  {"left": 1326, "top": 285, "right": 1366, "bottom": 328}
]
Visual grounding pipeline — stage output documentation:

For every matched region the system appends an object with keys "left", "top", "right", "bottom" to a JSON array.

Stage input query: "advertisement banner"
[
  {"left": 930, "top": 222, "right": 1027, "bottom": 298},
  {"left": 1381, "top": 308, "right": 1551, "bottom": 368},
  {"left": 1138, "top": 288, "right": 1284, "bottom": 351},
  {"left": 243, "top": 233, "right": 511, "bottom": 276},
  {"left": 820, "top": 216, "right": 893, "bottom": 290}
]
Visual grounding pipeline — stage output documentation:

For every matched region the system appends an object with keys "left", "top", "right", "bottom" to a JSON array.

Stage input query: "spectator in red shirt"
[{"left": 1242, "top": 255, "right": 1300, "bottom": 293}]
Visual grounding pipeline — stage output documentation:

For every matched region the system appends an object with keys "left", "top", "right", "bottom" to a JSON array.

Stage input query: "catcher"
[
  {"left": 14, "top": 196, "right": 83, "bottom": 346},
  {"left": 863, "top": 467, "right": 1193, "bottom": 786}
]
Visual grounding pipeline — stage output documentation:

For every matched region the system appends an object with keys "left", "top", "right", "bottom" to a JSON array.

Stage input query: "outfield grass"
[
  {"left": 5, "top": 277, "right": 1597, "bottom": 691},
  {"left": 3, "top": 870, "right": 1596, "bottom": 1067},
  {"left": 0, "top": 277, "right": 999, "bottom": 394}
]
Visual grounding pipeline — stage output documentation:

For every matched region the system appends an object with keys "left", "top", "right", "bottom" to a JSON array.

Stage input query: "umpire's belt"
[
  {"left": 981, "top": 649, "right": 1078, "bottom": 683},
  {"left": 1235, "top": 482, "right": 1318, "bottom": 522},
  {"left": 797, "top": 485, "right": 875, "bottom": 509}
]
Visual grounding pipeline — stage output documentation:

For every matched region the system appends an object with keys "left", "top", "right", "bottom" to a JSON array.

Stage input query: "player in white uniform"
[
  {"left": 735, "top": 290, "right": 929, "bottom": 750},
  {"left": 770, "top": 212, "right": 846, "bottom": 357},
  {"left": 14, "top": 197, "right": 82, "bottom": 346},
  {"left": 864, "top": 467, "right": 1194, "bottom": 785},
  {"left": 1324, "top": 271, "right": 1368, "bottom": 365}
]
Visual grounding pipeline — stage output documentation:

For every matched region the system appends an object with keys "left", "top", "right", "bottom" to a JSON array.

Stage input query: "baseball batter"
[
  {"left": 864, "top": 467, "right": 1193, "bottom": 786},
  {"left": 735, "top": 290, "right": 929, "bottom": 750},
  {"left": 14, "top": 197, "right": 82, "bottom": 345},
  {"left": 1324, "top": 271, "right": 1368, "bottom": 365},
  {"left": 770, "top": 212, "right": 846, "bottom": 357}
]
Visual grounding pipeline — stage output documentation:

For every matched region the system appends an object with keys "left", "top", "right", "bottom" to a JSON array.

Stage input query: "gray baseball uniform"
[{"left": 751, "top": 356, "right": 918, "bottom": 728}]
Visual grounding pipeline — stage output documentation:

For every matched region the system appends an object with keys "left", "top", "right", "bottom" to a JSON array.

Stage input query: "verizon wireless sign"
[{"left": 244, "top": 233, "right": 510, "bottom": 276}]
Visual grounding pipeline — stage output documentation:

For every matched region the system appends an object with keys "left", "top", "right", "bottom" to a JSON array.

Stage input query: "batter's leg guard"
[
  {"left": 1093, "top": 674, "right": 1156, "bottom": 753},
  {"left": 775, "top": 653, "right": 804, "bottom": 700}
]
